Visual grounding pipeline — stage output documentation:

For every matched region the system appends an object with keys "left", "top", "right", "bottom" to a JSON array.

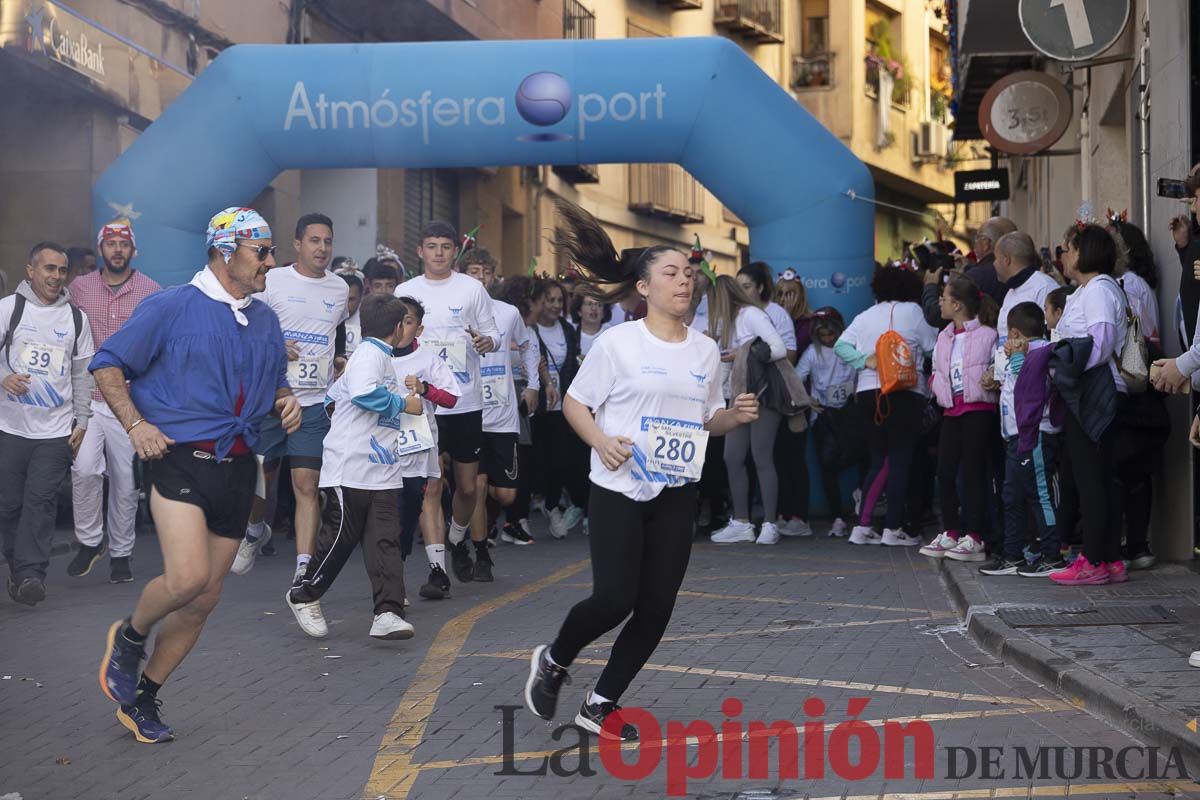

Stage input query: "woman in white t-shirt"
[
  {"left": 1050, "top": 223, "right": 1130, "bottom": 587},
  {"left": 571, "top": 294, "right": 613, "bottom": 357},
  {"left": 1108, "top": 218, "right": 1160, "bottom": 345},
  {"left": 523, "top": 200, "right": 758, "bottom": 740}
]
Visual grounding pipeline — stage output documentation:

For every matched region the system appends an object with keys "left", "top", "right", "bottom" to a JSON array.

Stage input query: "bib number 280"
[{"left": 643, "top": 420, "right": 708, "bottom": 481}]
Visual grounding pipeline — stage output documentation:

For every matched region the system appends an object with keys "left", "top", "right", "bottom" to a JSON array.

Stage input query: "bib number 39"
[{"left": 644, "top": 420, "right": 709, "bottom": 481}]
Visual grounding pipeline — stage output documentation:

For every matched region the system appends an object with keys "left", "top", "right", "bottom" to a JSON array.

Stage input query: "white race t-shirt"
[
  {"left": 837, "top": 301, "right": 939, "bottom": 394},
  {"left": 764, "top": 302, "right": 798, "bottom": 353},
  {"left": 344, "top": 310, "right": 361, "bottom": 358},
  {"left": 0, "top": 293, "right": 95, "bottom": 439},
  {"left": 536, "top": 320, "right": 570, "bottom": 413},
  {"left": 996, "top": 269, "right": 1058, "bottom": 376},
  {"left": 567, "top": 321, "right": 725, "bottom": 502},
  {"left": 1057, "top": 274, "right": 1128, "bottom": 393},
  {"left": 393, "top": 346, "right": 461, "bottom": 478},
  {"left": 319, "top": 339, "right": 404, "bottom": 491},
  {"left": 262, "top": 266, "right": 350, "bottom": 407},
  {"left": 1119, "top": 271, "right": 1159, "bottom": 344},
  {"left": 480, "top": 299, "right": 528, "bottom": 434},
  {"left": 577, "top": 321, "right": 613, "bottom": 357},
  {"left": 794, "top": 344, "right": 856, "bottom": 410},
  {"left": 395, "top": 272, "right": 499, "bottom": 415}
]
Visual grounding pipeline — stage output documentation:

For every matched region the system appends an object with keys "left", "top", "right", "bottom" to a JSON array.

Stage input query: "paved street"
[{"left": 2, "top": 520, "right": 1199, "bottom": 800}]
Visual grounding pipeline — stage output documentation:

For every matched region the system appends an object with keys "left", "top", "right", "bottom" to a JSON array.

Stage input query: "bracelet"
[{"left": 126, "top": 417, "right": 145, "bottom": 434}]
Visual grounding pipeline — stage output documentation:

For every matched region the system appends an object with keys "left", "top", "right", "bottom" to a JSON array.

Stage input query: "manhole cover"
[{"left": 996, "top": 605, "right": 1177, "bottom": 627}]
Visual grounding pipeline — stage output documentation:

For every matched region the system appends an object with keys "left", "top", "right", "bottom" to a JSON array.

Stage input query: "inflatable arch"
[{"left": 93, "top": 36, "right": 875, "bottom": 310}]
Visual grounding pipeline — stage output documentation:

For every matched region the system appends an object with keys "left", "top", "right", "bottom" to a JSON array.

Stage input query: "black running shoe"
[
  {"left": 100, "top": 619, "right": 145, "bottom": 705},
  {"left": 117, "top": 694, "right": 174, "bottom": 743},
  {"left": 978, "top": 557, "right": 1027, "bottom": 577},
  {"left": 525, "top": 645, "right": 571, "bottom": 720},
  {"left": 500, "top": 523, "right": 535, "bottom": 545},
  {"left": 473, "top": 553, "right": 494, "bottom": 582},
  {"left": 574, "top": 696, "right": 639, "bottom": 741},
  {"left": 7, "top": 576, "right": 44, "bottom": 606},
  {"left": 260, "top": 541, "right": 277, "bottom": 556},
  {"left": 1017, "top": 558, "right": 1069, "bottom": 577},
  {"left": 450, "top": 542, "right": 474, "bottom": 583},
  {"left": 109, "top": 557, "right": 134, "bottom": 584},
  {"left": 68, "top": 542, "right": 107, "bottom": 577},
  {"left": 419, "top": 565, "right": 451, "bottom": 600}
]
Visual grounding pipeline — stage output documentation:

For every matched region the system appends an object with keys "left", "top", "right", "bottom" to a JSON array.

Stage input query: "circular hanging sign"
[
  {"left": 1018, "top": 0, "right": 1130, "bottom": 63},
  {"left": 978, "top": 71, "right": 1073, "bottom": 155}
]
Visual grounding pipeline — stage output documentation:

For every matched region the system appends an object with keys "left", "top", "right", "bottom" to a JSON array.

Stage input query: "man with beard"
[{"left": 67, "top": 220, "right": 161, "bottom": 584}]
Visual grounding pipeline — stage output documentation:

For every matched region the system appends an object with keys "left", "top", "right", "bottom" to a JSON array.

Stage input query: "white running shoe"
[
  {"left": 710, "top": 520, "right": 755, "bottom": 544},
  {"left": 779, "top": 518, "right": 813, "bottom": 538},
  {"left": 293, "top": 561, "right": 308, "bottom": 586},
  {"left": 755, "top": 522, "right": 781, "bottom": 545},
  {"left": 848, "top": 526, "right": 881, "bottom": 545},
  {"left": 285, "top": 591, "right": 328, "bottom": 638},
  {"left": 561, "top": 505, "right": 584, "bottom": 532},
  {"left": 1190, "top": 651, "right": 1200, "bottom": 668},
  {"left": 230, "top": 524, "right": 272, "bottom": 576},
  {"left": 919, "top": 531, "right": 958, "bottom": 558},
  {"left": 369, "top": 612, "right": 415, "bottom": 641},
  {"left": 548, "top": 508, "right": 568, "bottom": 540},
  {"left": 881, "top": 528, "right": 922, "bottom": 547},
  {"left": 944, "top": 535, "right": 987, "bottom": 562},
  {"left": 828, "top": 518, "right": 848, "bottom": 538}
]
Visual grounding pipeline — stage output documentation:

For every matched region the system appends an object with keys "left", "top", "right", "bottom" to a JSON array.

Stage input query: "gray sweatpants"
[
  {"left": 0, "top": 432, "right": 72, "bottom": 581},
  {"left": 723, "top": 407, "right": 782, "bottom": 522}
]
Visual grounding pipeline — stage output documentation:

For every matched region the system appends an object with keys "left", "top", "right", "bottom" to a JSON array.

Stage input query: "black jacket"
[
  {"left": 966, "top": 253, "right": 1006, "bottom": 307},
  {"left": 1051, "top": 337, "right": 1118, "bottom": 442},
  {"left": 534, "top": 318, "right": 580, "bottom": 413}
]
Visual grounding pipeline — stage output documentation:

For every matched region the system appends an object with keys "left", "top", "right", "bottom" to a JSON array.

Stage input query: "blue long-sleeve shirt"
[{"left": 89, "top": 285, "right": 289, "bottom": 459}]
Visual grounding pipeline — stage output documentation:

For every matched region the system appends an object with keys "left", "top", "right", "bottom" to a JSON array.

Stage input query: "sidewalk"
[{"left": 941, "top": 556, "right": 1200, "bottom": 770}]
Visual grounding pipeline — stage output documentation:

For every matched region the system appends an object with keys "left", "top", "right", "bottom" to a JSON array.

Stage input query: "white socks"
[
  {"left": 588, "top": 690, "right": 612, "bottom": 706},
  {"left": 426, "top": 544, "right": 446, "bottom": 571},
  {"left": 448, "top": 520, "right": 469, "bottom": 546},
  {"left": 296, "top": 554, "right": 311, "bottom": 571},
  {"left": 245, "top": 521, "right": 265, "bottom": 543}
]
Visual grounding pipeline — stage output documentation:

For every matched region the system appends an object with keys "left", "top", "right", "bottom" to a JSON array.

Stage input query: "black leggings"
[
  {"left": 532, "top": 411, "right": 590, "bottom": 509},
  {"left": 550, "top": 483, "right": 697, "bottom": 701},
  {"left": 398, "top": 478, "right": 427, "bottom": 560},
  {"left": 775, "top": 425, "right": 810, "bottom": 520},
  {"left": 1064, "top": 412, "right": 1123, "bottom": 564},
  {"left": 936, "top": 410, "right": 996, "bottom": 536},
  {"left": 859, "top": 389, "right": 925, "bottom": 531}
]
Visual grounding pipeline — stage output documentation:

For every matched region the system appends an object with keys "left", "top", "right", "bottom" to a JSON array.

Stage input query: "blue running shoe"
[
  {"left": 117, "top": 695, "right": 174, "bottom": 743},
  {"left": 99, "top": 619, "right": 144, "bottom": 705}
]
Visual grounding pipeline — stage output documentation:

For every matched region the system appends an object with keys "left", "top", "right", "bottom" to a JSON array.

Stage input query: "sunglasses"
[{"left": 238, "top": 242, "right": 277, "bottom": 261}]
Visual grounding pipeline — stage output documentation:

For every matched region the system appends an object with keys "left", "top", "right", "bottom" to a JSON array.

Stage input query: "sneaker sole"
[
  {"left": 109, "top": 575, "right": 135, "bottom": 584},
  {"left": 525, "top": 645, "right": 552, "bottom": 720},
  {"left": 285, "top": 592, "right": 328, "bottom": 638},
  {"left": 944, "top": 553, "right": 987, "bottom": 562},
  {"left": 419, "top": 581, "right": 449, "bottom": 599},
  {"left": 1051, "top": 574, "right": 1110, "bottom": 585},
  {"left": 1189, "top": 654, "right": 1200, "bottom": 668},
  {"left": 754, "top": 538, "right": 780, "bottom": 546},
  {"left": 848, "top": 538, "right": 881, "bottom": 546},
  {"left": 919, "top": 548, "right": 948, "bottom": 558},
  {"left": 116, "top": 707, "right": 173, "bottom": 744},
  {"left": 69, "top": 547, "right": 107, "bottom": 578},
  {"left": 370, "top": 628, "right": 415, "bottom": 641},
  {"left": 99, "top": 619, "right": 135, "bottom": 705},
  {"left": 979, "top": 568, "right": 1020, "bottom": 576},
  {"left": 573, "top": 711, "right": 638, "bottom": 741},
  {"left": 882, "top": 539, "right": 921, "bottom": 547}
]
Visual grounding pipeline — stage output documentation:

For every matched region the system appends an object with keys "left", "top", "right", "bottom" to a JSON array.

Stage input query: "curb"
[{"left": 939, "top": 558, "right": 1200, "bottom": 775}]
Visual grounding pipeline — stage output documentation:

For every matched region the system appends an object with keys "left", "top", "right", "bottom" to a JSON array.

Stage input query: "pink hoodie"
[{"left": 930, "top": 318, "right": 999, "bottom": 409}]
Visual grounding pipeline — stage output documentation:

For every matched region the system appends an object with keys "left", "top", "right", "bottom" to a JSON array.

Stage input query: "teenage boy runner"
[
  {"left": 460, "top": 249, "right": 540, "bottom": 578},
  {"left": 233, "top": 213, "right": 349, "bottom": 579},
  {"left": 393, "top": 222, "right": 499, "bottom": 598},
  {"left": 95, "top": 207, "right": 300, "bottom": 743},
  {"left": 285, "top": 294, "right": 425, "bottom": 640}
]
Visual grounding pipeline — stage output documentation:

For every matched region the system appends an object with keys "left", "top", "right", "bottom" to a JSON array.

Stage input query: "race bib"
[
  {"left": 426, "top": 338, "right": 468, "bottom": 379},
  {"left": 345, "top": 323, "right": 361, "bottom": 355},
  {"left": 480, "top": 365, "right": 509, "bottom": 409},
  {"left": 950, "top": 358, "right": 965, "bottom": 396},
  {"left": 643, "top": 418, "right": 709, "bottom": 481},
  {"left": 287, "top": 356, "right": 331, "bottom": 389},
  {"left": 395, "top": 413, "right": 434, "bottom": 456},
  {"left": 20, "top": 342, "right": 65, "bottom": 377},
  {"left": 824, "top": 381, "right": 852, "bottom": 408},
  {"left": 993, "top": 345, "right": 1009, "bottom": 383}
]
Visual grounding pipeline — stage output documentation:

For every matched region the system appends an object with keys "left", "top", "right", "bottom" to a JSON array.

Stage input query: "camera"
[{"left": 1158, "top": 178, "right": 1190, "bottom": 199}]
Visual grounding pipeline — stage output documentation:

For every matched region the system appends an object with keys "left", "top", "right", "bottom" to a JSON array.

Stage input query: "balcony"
[
  {"left": 657, "top": 0, "right": 704, "bottom": 7},
  {"left": 563, "top": 0, "right": 595, "bottom": 40},
  {"left": 629, "top": 164, "right": 705, "bottom": 223},
  {"left": 552, "top": 163, "right": 600, "bottom": 184},
  {"left": 714, "top": 0, "right": 783, "bottom": 44},
  {"left": 792, "top": 51, "right": 835, "bottom": 90}
]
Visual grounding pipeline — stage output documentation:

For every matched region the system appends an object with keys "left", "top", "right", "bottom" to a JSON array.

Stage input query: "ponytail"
[
  {"left": 945, "top": 275, "right": 998, "bottom": 326},
  {"left": 553, "top": 199, "right": 680, "bottom": 303}
]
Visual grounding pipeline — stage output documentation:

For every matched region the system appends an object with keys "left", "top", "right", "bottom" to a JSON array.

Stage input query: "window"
[
  {"left": 800, "top": 0, "right": 829, "bottom": 55},
  {"left": 865, "top": 2, "right": 907, "bottom": 106},
  {"left": 929, "top": 34, "right": 952, "bottom": 122}
]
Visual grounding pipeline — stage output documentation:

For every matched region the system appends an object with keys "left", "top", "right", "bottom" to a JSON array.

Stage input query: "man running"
[
  {"left": 67, "top": 220, "right": 161, "bottom": 584},
  {"left": 233, "top": 213, "right": 349, "bottom": 579},
  {"left": 95, "top": 207, "right": 300, "bottom": 743},
  {"left": 394, "top": 222, "right": 499, "bottom": 598},
  {"left": 0, "top": 242, "right": 94, "bottom": 605},
  {"left": 461, "top": 249, "right": 540, "bottom": 575}
]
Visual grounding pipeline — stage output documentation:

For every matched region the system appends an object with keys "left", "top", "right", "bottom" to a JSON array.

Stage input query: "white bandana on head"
[{"left": 190, "top": 266, "right": 252, "bottom": 326}]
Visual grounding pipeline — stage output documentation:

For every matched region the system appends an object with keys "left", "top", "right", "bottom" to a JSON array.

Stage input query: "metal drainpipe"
[
  {"left": 1138, "top": 18, "right": 1151, "bottom": 228},
  {"left": 1079, "top": 68, "right": 1091, "bottom": 211}
]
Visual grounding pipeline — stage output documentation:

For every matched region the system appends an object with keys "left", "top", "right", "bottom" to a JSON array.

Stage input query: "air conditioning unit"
[{"left": 915, "top": 121, "right": 949, "bottom": 160}]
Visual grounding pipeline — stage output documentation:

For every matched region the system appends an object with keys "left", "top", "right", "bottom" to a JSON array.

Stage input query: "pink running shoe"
[
  {"left": 1107, "top": 561, "right": 1129, "bottom": 584},
  {"left": 1049, "top": 554, "right": 1110, "bottom": 586}
]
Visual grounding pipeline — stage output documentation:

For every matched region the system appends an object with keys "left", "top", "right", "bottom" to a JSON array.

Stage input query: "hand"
[
  {"left": 1004, "top": 337, "right": 1028, "bottom": 358},
  {"left": 980, "top": 368, "right": 999, "bottom": 392},
  {"left": 1171, "top": 215, "right": 1192, "bottom": 249},
  {"left": 923, "top": 267, "right": 944, "bottom": 286},
  {"left": 1191, "top": 415, "right": 1200, "bottom": 449},
  {"left": 275, "top": 394, "right": 303, "bottom": 434},
  {"left": 130, "top": 421, "right": 174, "bottom": 460},
  {"left": 467, "top": 326, "right": 493, "bottom": 355},
  {"left": 333, "top": 355, "right": 347, "bottom": 378},
  {"left": 1, "top": 373, "right": 31, "bottom": 396},
  {"left": 730, "top": 392, "right": 760, "bottom": 424},
  {"left": 521, "top": 387, "right": 539, "bottom": 416},
  {"left": 595, "top": 434, "right": 633, "bottom": 471},
  {"left": 69, "top": 427, "right": 85, "bottom": 457},
  {"left": 864, "top": 354, "right": 878, "bottom": 370},
  {"left": 404, "top": 374, "right": 425, "bottom": 395},
  {"left": 545, "top": 382, "right": 560, "bottom": 410},
  {"left": 720, "top": 351, "right": 735, "bottom": 363},
  {"left": 1151, "top": 358, "right": 1190, "bottom": 394},
  {"left": 952, "top": 252, "right": 967, "bottom": 270},
  {"left": 403, "top": 393, "right": 423, "bottom": 415},
  {"left": 1194, "top": 260, "right": 1200, "bottom": 282},
  {"left": 285, "top": 341, "right": 301, "bottom": 361}
]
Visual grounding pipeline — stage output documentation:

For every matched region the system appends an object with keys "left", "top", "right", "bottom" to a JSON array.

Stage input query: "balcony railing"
[
  {"left": 714, "top": 0, "right": 783, "bottom": 44},
  {"left": 629, "top": 164, "right": 705, "bottom": 223},
  {"left": 552, "top": 163, "right": 601, "bottom": 184},
  {"left": 563, "top": 0, "right": 595, "bottom": 40},
  {"left": 657, "top": 0, "right": 703, "bottom": 7},
  {"left": 792, "top": 51, "right": 835, "bottom": 90}
]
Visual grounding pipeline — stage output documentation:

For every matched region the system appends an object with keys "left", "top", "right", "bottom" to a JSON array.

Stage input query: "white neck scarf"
[{"left": 189, "top": 266, "right": 252, "bottom": 326}]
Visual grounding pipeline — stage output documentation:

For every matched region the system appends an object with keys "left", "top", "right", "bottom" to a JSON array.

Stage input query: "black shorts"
[
  {"left": 145, "top": 447, "right": 257, "bottom": 539},
  {"left": 479, "top": 431, "right": 519, "bottom": 489},
  {"left": 436, "top": 410, "right": 484, "bottom": 464}
]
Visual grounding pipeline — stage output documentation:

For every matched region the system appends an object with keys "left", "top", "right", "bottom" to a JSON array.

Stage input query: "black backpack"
[{"left": 3, "top": 294, "right": 84, "bottom": 371}]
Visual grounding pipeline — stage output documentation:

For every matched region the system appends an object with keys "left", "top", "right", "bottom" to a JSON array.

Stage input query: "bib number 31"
[{"left": 644, "top": 420, "right": 709, "bottom": 481}]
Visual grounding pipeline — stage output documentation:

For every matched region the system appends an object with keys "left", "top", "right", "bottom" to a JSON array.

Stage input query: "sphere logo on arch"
[{"left": 515, "top": 71, "right": 667, "bottom": 143}]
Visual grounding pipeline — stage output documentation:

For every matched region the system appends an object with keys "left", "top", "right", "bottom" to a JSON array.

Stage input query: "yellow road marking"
[
  {"left": 794, "top": 782, "right": 1199, "bottom": 800},
  {"left": 362, "top": 559, "right": 589, "bottom": 799},
  {"left": 676, "top": 589, "right": 941, "bottom": 615},
  {"left": 469, "top": 653, "right": 1069, "bottom": 711}
]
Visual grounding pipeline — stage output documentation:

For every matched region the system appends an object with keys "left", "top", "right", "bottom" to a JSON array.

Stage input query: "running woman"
[
  {"left": 524, "top": 201, "right": 758, "bottom": 739},
  {"left": 95, "top": 207, "right": 300, "bottom": 743},
  {"left": 393, "top": 221, "right": 499, "bottom": 598},
  {"left": 234, "top": 213, "right": 349, "bottom": 580},
  {"left": 461, "top": 249, "right": 539, "bottom": 577}
]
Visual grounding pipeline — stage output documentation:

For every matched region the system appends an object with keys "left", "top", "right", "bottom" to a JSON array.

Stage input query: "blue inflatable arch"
[{"left": 93, "top": 37, "right": 875, "bottom": 310}]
